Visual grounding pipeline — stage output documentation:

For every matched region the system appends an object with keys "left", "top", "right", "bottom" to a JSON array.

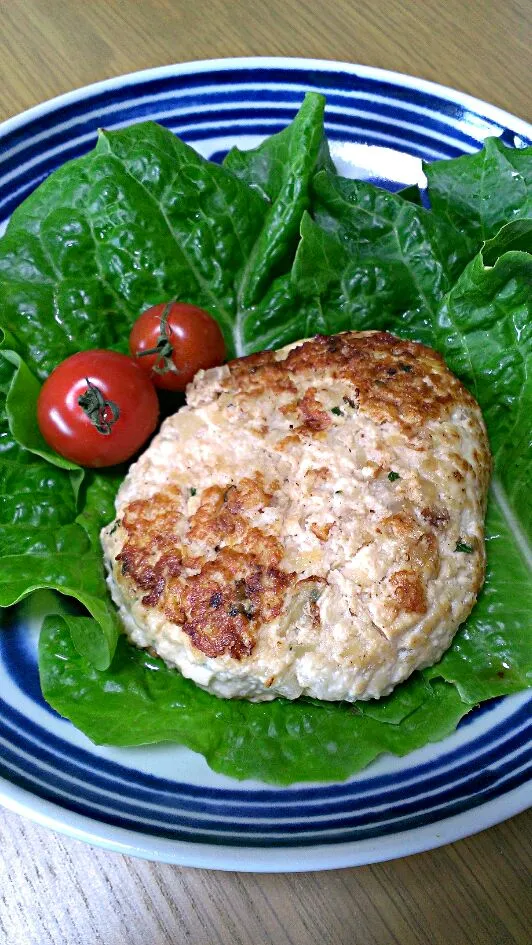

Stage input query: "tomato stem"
[
  {"left": 78, "top": 378, "right": 120, "bottom": 435},
  {"left": 137, "top": 301, "right": 180, "bottom": 375}
]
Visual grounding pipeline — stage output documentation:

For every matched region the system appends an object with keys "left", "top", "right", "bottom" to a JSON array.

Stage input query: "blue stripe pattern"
[{"left": 0, "top": 60, "right": 530, "bottom": 856}]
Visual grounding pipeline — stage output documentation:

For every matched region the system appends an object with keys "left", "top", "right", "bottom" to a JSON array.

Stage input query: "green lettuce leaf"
[
  {"left": 425, "top": 497, "right": 532, "bottom": 701},
  {"left": 225, "top": 92, "right": 331, "bottom": 312},
  {"left": 432, "top": 222, "right": 532, "bottom": 531},
  {"left": 424, "top": 137, "right": 532, "bottom": 249},
  {"left": 224, "top": 92, "right": 333, "bottom": 352},
  {"left": 0, "top": 121, "right": 259, "bottom": 370},
  {"left": 290, "top": 170, "right": 472, "bottom": 344},
  {"left": 0, "top": 469, "right": 119, "bottom": 667},
  {"left": 0, "top": 353, "right": 120, "bottom": 667},
  {"left": 311, "top": 169, "right": 470, "bottom": 286},
  {"left": 224, "top": 92, "right": 334, "bottom": 202},
  {"left": 396, "top": 184, "right": 424, "bottom": 205},
  {"left": 483, "top": 219, "right": 532, "bottom": 261},
  {"left": 0, "top": 94, "right": 328, "bottom": 375},
  {"left": 0, "top": 327, "right": 82, "bottom": 477},
  {"left": 39, "top": 613, "right": 473, "bottom": 783}
]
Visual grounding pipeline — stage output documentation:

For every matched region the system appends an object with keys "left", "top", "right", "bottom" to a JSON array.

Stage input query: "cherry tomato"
[
  {"left": 129, "top": 301, "right": 226, "bottom": 391},
  {"left": 37, "top": 350, "right": 159, "bottom": 467}
]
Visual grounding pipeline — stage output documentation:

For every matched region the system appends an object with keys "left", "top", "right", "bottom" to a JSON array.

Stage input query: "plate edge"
[
  {"left": 0, "top": 57, "right": 531, "bottom": 140},
  {"left": 1, "top": 774, "right": 530, "bottom": 871}
]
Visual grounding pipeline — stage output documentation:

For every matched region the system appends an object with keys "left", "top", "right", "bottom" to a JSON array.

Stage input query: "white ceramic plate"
[{"left": 0, "top": 58, "right": 530, "bottom": 871}]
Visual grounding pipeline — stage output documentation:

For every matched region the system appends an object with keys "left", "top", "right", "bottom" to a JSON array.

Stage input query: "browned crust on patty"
[
  {"left": 222, "top": 331, "right": 477, "bottom": 436},
  {"left": 179, "top": 543, "right": 294, "bottom": 659},
  {"left": 297, "top": 386, "right": 332, "bottom": 432},
  {"left": 116, "top": 488, "right": 185, "bottom": 606},
  {"left": 389, "top": 569, "right": 427, "bottom": 615},
  {"left": 310, "top": 522, "right": 333, "bottom": 542},
  {"left": 114, "top": 472, "right": 323, "bottom": 659},
  {"left": 188, "top": 474, "right": 274, "bottom": 545}
]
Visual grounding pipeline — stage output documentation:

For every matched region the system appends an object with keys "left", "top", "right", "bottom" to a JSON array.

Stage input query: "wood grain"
[
  {"left": 0, "top": 0, "right": 531, "bottom": 122},
  {"left": 0, "top": 807, "right": 531, "bottom": 945},
  {"left": 0, "top": 1, "right": 531, "bottom": 943}
]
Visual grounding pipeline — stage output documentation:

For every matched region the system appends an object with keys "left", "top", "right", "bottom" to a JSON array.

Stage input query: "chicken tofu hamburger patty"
[{"left": 101, "top": 331, "right": 490, "bottom": 702}]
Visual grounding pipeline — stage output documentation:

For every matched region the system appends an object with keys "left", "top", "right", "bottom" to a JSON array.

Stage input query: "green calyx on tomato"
[
  {"left": 78, "top": 378, "right": 120, "bottom": 435},
  {"left": 137, "top": 302, "right": 178, "bottom": 377},
  {"left": 129, "top": 301, "right": 226, "bottom": 392}
]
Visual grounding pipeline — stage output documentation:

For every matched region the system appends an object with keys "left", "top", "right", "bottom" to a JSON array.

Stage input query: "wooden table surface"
[{"left": 0, "top": 1, "right": 531, "bottom": 943}]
